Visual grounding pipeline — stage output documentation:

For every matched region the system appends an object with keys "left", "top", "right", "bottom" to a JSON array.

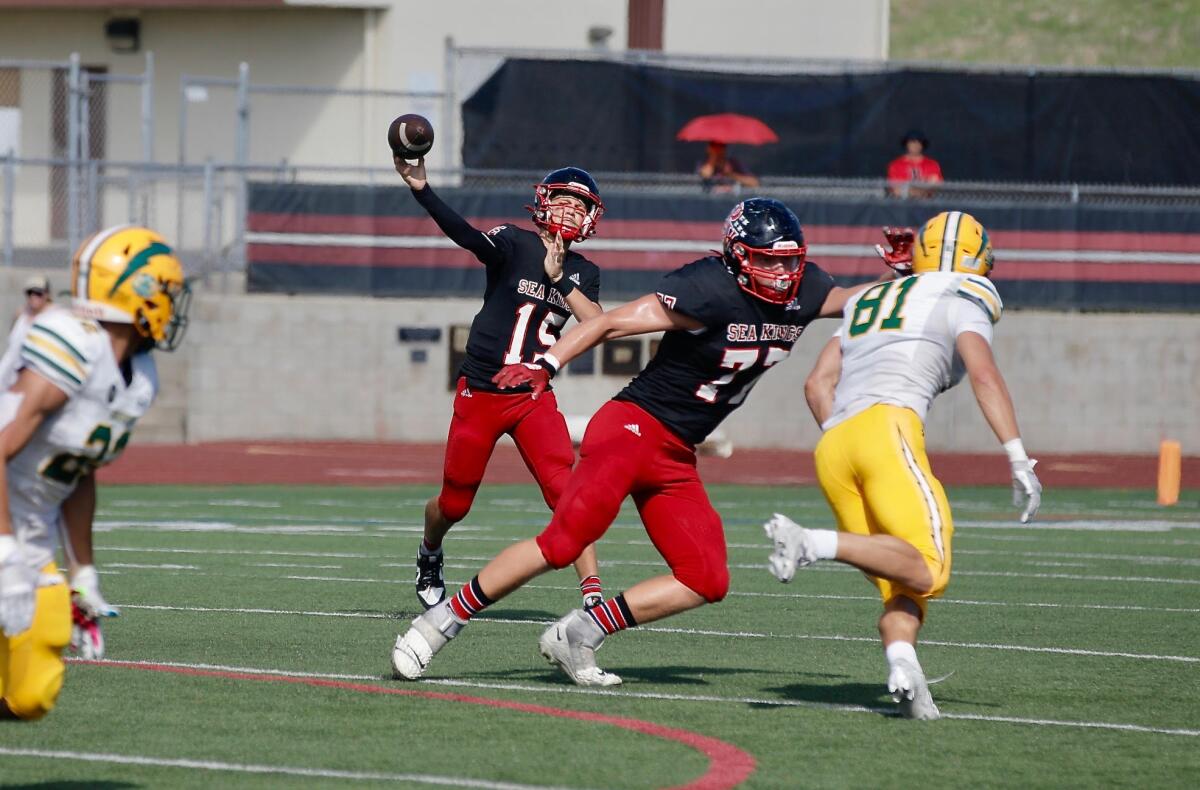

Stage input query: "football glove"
[
  {"left": 0, "top": 536, "right": 37, "bottom": 637},
  {"left": 70, "top": 564, "right": 120, "bottom": 619},
  {"left": 492, "top": 362, "right": 552, "bottom": 399},
  {"left": 874, "top": 226, "right": 915, "bottom": 274},
  {"left": 1011, "top": 458, "right": 1042, "bottom": 524},
  {"left": 70, "top": 594, "right": 106, "bottom": 659}
]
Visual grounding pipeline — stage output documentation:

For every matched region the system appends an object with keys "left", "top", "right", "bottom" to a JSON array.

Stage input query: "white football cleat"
[
  {"left": 763, "top": 513, "right": 819, "bottom": 583},
  {"left": 888, "top": 658, "right": 941, "bottom": 720},
  {"left": 539, "top": 610, "right": 622, "bottom": 687},
  {"left": 391, "top": 600, "right": 463, "bottom": 680}
]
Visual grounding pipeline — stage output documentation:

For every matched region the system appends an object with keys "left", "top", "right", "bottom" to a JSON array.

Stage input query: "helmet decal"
[{"left": 108, "top": 241, "right": 173, "bottom": 296}]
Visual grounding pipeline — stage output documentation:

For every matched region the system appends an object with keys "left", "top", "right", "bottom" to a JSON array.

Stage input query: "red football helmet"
[
  {"left": 528, "top": 167, "right": 604, "bottom": 243},
  {"left": 722, "top": 198, "right": 808, "bottom": 304}
]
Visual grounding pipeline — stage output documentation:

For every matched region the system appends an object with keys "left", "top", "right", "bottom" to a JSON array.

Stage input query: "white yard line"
[
  {"left": 114, "top": 603, "right": 1199, "bottom": 663},
  {"left": 64, "top": 659, "right": 1200, "bottom": 738},
  {"left": 0, "top": 747, "right": 572, "bottom": 789}
]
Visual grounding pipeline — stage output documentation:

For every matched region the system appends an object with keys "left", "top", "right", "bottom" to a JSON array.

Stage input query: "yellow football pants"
[
  {"left": 0, "top": 563, "right": 71, "bottom": 720},
  {"left": 815, "top": 405, "right": 954, "bottom": 617}
]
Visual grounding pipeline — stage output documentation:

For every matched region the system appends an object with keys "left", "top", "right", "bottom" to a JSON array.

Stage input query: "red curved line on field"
[{"left": 72, "top": 659, "right": 756, "bottom": 790}]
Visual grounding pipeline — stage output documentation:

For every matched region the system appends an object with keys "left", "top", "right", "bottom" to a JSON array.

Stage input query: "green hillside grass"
[{"left": 891, "top": 0, "right": 1200, "bottom": 68}]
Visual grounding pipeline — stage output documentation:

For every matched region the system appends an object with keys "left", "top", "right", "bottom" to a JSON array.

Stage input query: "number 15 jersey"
[
  {"left": 0, "top": 308, "right": 158, "bottom": 573},
  {"left": 824, "top": 271, "right": 1002, "bottom": 431}
]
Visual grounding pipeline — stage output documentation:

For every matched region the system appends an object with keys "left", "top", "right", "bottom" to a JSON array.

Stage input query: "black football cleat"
[{"left": 415, "top": 549, "right": 446, "bottom": 610}]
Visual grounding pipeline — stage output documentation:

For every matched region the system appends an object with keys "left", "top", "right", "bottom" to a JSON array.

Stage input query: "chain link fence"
[{"left": 3, "top": 49, "right": 1199, "bottom": 283}]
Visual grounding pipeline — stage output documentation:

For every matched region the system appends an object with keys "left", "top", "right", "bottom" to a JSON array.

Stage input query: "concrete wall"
[{"left": 6, "top": 268, "right": 1188, "bottom": 453}]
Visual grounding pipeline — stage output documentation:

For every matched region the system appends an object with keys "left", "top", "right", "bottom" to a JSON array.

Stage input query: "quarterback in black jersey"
[
  {"left": 395, "top": 156, "right": 606, "bottom": 612},
  {"left": 392, "top": 198, "right": 886, "bottom": 686}
]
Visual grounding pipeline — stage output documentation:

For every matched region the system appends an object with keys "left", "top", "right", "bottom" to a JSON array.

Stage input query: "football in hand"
[{"left": 388, "top": 113, "right": 434, "bottom": 160}]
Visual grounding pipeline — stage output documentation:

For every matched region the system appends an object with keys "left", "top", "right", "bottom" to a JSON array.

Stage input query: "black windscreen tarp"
[{"left": 462, "top": 60, "right": 1200, "bottom": 185}]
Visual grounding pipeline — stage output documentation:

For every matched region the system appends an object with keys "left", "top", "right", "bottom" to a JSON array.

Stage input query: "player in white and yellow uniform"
[
  {"left": 0, "top": 225, "right": 188, "bottom": 719},
  {"left": 763, "top": 212, "right": 1042, "bottom": 719}
]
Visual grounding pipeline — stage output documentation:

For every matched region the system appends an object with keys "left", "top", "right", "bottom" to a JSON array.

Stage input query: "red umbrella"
[{"left": 676, "top": 113, "right": 779, "bottom": 145}]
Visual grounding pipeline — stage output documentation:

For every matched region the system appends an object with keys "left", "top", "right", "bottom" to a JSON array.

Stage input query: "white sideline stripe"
[
  {"left": 244, "top": 231, "right": 1200, "bottom": 265},
  {"left": 250, "top": 562, "right": 345, "bottom": 569},
  {"left": 95, "top": 514, "right": 1200, "bottom": 534},
  {"left": 114, "top": 603, "right": 1199, "bottom": 663},
  {"left": 421, "top": 680, "right": 1200, "bottom": 738},
  {"left": 107, "top": 562, "right": 200, "bottom": 571},
  {"left": 0, "top": 747, "right": 567, "bottom": 789},
  {"left": 105, "top": 542, "right": 1200, "bottom": 571},
  {"left": 439, "top": 562, "right": 1200, "bottom": 586},
  {"left": 68, "top": 659, "right": 1200, "bottom": 738},
  {"left": 957, "top": 520, "right": 1200, "bottom": 532},
  {"left": 954, "top": 548, "right": 1200, "bottom": 567}
]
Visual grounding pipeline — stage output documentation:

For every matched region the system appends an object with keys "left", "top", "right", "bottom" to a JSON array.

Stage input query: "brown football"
[{"left": 388, "top": 113, "right": 435, "bottom": 160}]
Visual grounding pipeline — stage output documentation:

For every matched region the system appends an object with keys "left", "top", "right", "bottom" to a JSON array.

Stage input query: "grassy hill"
[{"left": 891, "top": 0, "right": 1200, "bottom": 69}]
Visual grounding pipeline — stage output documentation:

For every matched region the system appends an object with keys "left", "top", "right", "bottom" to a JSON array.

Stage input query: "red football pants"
[
  {"left": 536, "top": 400, "right": 729, "bottom": 603},
  {"left": 437, "top": 377, "right": 575, "bottom": 523}
]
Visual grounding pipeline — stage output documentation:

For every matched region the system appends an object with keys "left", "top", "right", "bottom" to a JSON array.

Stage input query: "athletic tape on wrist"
[
  {"left": 1003, "top": 438, "right": 1029, "bottom": 463},
  {"left": 538, "top": 353, "right": 561, "bottom": 377}
]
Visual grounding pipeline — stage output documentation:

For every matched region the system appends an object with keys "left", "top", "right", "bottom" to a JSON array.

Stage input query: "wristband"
[
  {"left": 536, "top": 353, "right": 561, "bottom": 378},
  {"left": 551, "top": 276, "right": 576, "bottom": 298},
  {"left": 1003, "top": 438, "right": 1029, "bottom": 463}
]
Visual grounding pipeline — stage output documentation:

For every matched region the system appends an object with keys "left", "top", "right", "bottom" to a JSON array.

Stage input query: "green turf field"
[{"left": 3, "top": 484, "right": 1198, "bottom": 788}]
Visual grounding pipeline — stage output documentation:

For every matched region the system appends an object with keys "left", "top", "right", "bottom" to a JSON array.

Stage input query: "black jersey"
[
  {"left": 412, "top": 186, "right": 601, "bottom": 391},
  {"left": 617, "top": 256, "right": 835, "bottom": 444}
]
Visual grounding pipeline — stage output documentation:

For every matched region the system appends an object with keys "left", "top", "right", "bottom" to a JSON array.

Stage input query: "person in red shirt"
[{"left": 886, "top": 130, "right": 943, "bottom": 198}]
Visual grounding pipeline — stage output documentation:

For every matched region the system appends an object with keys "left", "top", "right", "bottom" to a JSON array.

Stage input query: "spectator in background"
[
  {"left": 13, "top": 276, "right": 52, "bottom": 327},
  {"left": 887, "top": 130, "right": 943, "bottom": 199},
  {"left": 2, "top": 277, "right": 53, "bottom": 381},
  {"left": 698, "top": 142, "right": 760, "bottom": 192}
]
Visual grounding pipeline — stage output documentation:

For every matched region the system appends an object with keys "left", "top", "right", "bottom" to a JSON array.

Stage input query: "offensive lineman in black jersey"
[
  {"left": 395, "top": 156, "right": 605, "bottom": 612},
  {"left": 392, "top": 198, "right": 885, "bottom": 686}
]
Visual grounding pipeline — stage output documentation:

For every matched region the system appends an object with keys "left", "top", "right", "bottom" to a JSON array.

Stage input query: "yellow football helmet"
[
  {"left": 911, "top": 211, "right": 994, "bottom": 277},
  {"left": 71, "top": 224, "right": 191, "bottom": 350}
]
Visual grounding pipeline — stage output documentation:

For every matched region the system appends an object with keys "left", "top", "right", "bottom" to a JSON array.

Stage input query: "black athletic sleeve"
[
  {"left": 412, "top": 185, "right": 508, "bottom": 267},
  {"left": 654, "top": 258, "right": 732, "bottom": 326},
  {"left": 581, "top": 264, "right": 601, "bottom": 303},
  {"left": 796, "top": 262, "right": 836, "bottom": 317}
]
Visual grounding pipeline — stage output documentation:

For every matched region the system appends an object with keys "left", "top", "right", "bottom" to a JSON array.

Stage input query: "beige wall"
[{"left": 663, "top": 0, "right": 889, "bottom": 60}]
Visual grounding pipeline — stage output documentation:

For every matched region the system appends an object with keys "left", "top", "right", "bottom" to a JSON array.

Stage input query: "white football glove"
[
  {"left": 0, "top": 535, "right": 38, "bottom": 637},
  {"left": 70, "top": 564, "right": 120, "bottom": 618},
  {"left": 70, "top": 594, "right": 107, "bottom": 659},
  {"left": 1011, "top": 458, "right": 1042, "bottom": 524}
]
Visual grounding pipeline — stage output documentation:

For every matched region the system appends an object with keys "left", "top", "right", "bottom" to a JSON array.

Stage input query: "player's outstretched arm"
[
  {"left": 549, "top": 293, "right": 701, "bottom": 367},
  {"left": 493, "top": 294, "right": 702, "bottom": 396},
  {"left": 804, "top": 336, "right": 842, "bottom": 426},
  {"left": 957, "top": 331, "right": 1042, "bottom": 522},
  {"left": 398, "top": 156, "right": 504, "bottom": 266}
]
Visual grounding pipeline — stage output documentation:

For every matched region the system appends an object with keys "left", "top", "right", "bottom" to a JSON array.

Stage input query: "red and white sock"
[
  {"left": 448, "top": 576, "right": 494, "bottom": 623},
  {"left": 585, "top": 594, "right": 636, "bottom": 635}
]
